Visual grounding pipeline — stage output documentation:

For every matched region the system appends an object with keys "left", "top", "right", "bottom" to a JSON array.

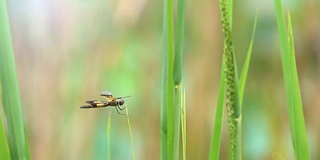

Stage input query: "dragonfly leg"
[
  {"left": 118, "top": 105, "right": 127, "bottom": 110},
  {"left": 115, "top": 106, "right": 126, "bottom": 115}
]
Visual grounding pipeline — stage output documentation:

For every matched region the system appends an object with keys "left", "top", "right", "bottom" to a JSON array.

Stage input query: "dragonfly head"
[{"left": 118, "top": 99, "right": 125, "bottom": 106}]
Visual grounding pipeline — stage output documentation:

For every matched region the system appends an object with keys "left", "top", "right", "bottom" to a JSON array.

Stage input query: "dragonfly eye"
[{"left": 119, "top": 100, "right": 124, "bottom": 105}]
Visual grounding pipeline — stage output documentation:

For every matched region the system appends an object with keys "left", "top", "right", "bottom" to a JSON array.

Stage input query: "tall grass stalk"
[
  {"left": 219, "top": 0, "right": 240, "bottom": 159},
  {"left": 161, "top": 0, "right": 186, "bottom": 158},
  {"left": 217, "top": 1, "right": 258, "bottom": 160},
  {"left": 274, "top": 1, "right": 310, "bottom": 159},
  {"left": 161, "top": 0, "right": 175, "bottom": 159},
  {"left": 210, "top": 15, "right": 258, "bottom": 160},
  {"left": 0, "top": 1, "right": 30, "bottom": 159}
]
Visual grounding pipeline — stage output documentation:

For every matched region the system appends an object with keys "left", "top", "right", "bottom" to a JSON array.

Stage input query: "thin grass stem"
[
  {"left": 126, "top": 108, "right": 136, "bottom": 160},
  {"left": 106, "top": 111, "right": 111, "bottom": 160},
  {"left": 181, "top": 88, "right": 186, "bottom": 160}
]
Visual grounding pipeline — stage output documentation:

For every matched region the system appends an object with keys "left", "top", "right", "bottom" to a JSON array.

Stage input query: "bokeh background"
[{"left": 1, "top": 0, "right": 319, "bottom": 159}]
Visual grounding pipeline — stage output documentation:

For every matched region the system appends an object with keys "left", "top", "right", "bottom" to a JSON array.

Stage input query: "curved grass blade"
[
  {"left": 0, "top": 1, "right": 30, "bottom": 159},
  {"left": 239, "top": 10, "right": 259, "bottom": 105}
]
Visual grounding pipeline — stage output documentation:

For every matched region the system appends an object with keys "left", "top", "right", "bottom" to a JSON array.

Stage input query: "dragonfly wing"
[{"left": 100, "top": 91, "right": 114, "bottom": 100}]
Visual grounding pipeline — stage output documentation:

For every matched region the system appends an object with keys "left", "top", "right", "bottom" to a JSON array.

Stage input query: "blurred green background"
[{"left": 1, "top": 0, "right": 319, "bottom": 159}]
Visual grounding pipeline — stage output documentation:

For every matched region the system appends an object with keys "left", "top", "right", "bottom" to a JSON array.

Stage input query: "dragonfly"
[{"left": 80, "top": 91, "right": 131, "bottom": 115}]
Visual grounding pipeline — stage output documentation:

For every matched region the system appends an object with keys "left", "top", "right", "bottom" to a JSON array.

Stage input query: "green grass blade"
[
  {"left": 209, "top": 57, "right": 226, "bottom": 160},
  {"left": 235, "top": 11, "right": 259, "bottom": 160},
  {"left": 0, "top": 117, "right": 11, "bottom": 160},
  {"left": 239, "top": 10, "right": 259, "bottom": 105},
  {"left": 0, "top": 1, "right": 30, "bottom": 159},
  {"left": 161, "top": 0, "right": 175, "bottom": 159},
  {"left": 24, "top": 130, "right": 31, "bottom": 160},
  {"left": 287, "top": 14, "right": 310, "bottom": 159},
  {"left": 274, "top": 1, "right": 310, "bottom": 159}
]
